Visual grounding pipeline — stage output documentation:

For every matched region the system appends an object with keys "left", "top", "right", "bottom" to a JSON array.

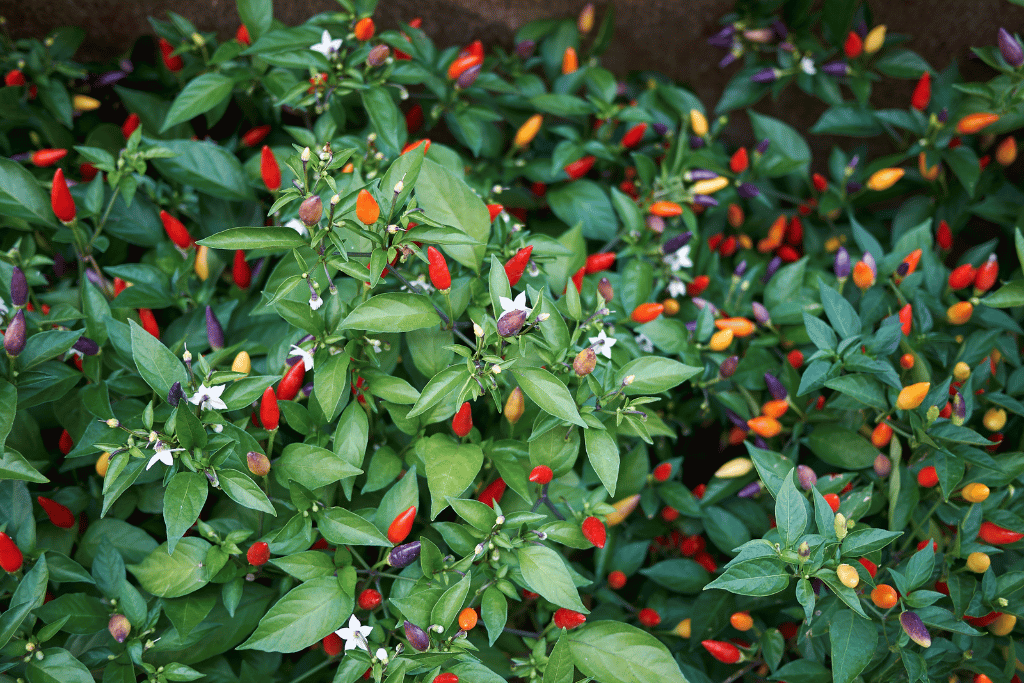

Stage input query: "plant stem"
[
  {"left": 289, "top": 659, "right": 332, "bottom": 683},
  {"left": 721, "top": 660, "right": 760, "bottom": 683},
  {"left": 503, "top": 627, "right": 542, "bottom": 638}
]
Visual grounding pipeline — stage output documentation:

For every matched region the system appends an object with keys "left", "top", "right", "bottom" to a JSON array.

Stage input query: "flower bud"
[
  {"left": 873, "top": 454, "right": 891, "bottom": 478},
  {"left": 573, "top": 348, "right": 597, "bottom": 376},
  {"left": 497, "top": 309, "right": 527, "bottom": 337},
  {"left": 598, "top": 277, "right": 614, "bottom": 302},
  {"left": 10, "top": 267, "right": 27, "bottom": 306},
  {"left": 73, "top": 336, "right": 100, "bottom": 356},
  {"left": 403, "top": 620, "right": 430, "bottom": 651},
  {"left": 387, "top": 541, "right": 422, "bottom": 568},
  {"left": 3, "top": 309, "right": 25, "bottom": 357},
  {"left": 504, "top": 386, "right": 525, "bottom": 424},
  {"left": 108, "top": 614, "right": 131, "bottom": 643},
  {"left": 206, "top": 306, "right": 225, "bottom": 349},
  {"left": 167, "top": 381, "right": 185, "bottom": 407},
  {"left": 719, "top": 355, "right": 739, "bottom": 378},
  {"left": 999, "top": 28, "right": 1024, "bottom": 67},
  {"left": 247, "top": 451, "right": 271, "bottom": 476},
  {"left": 798, "top": 541, "right": 810, "bottom": 559},
  {"left": 751, "top": 302, "right": 771, "bottom": 326},
  {"left": 797, "top": 465, "right": 818, "bottom": 490},
  {"left": 299, "top": 195, "right": 323, "bottom": 226}
]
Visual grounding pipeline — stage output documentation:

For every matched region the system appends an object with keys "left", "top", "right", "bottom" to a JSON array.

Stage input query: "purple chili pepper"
[
  {"left": 752, "top": 301, "right": 771, "bottom": 326},
  {"left": 899, "top": 611, "right": 932, "bottom": 648},
  {"left": 646, "top": 215, "right": 665, "bottom": 234},
  {"left": 755, "top": 138, "right": 770, "bottom": 155},
  {"left": 999, "top": 28, "right": 1024, "bottom": 67},
  {"left": 734, "top": 260, "right": 748, "bottom": 277},
  {"left": 662, "top": 232, "right": 692, "bottom": 254},
  {"left": 762, "top": 256, "right": 783, "bottom": 284},
  {"left": 4, "top": 309, "right": 26, "bottom": 357},
  {"left": 167, "top": 381, "right": 185, "bottom": 407},
  {"left": 772, "top": 19, "right": 789, "bottom": 39},
  {"left": 846, "top": 180, "right": 863, "bottom": 193},
  {"left": 515, "top": 40, "right": 536, "bottom": 58},
  {"left": 719, "top": 52, "right": 739, "bottom": 68},
  {"left": 725, "top": 409, "right": 749, "bottom": 430},
  {"left": 652, "top": 122, "right": 669, "bottom": 136},
  {"left": 686, "top": 168, "right": 718, "bottom": 181},
  {"left": 708, "top": 26, "right": 736, "bottom": 49},
  {"left": 719, "top": 355, "right": 739, "bottom": 378},
  {"left": 738, "top": 481, "right": 763, "bottom": 498},
  {"left": 797, "top": 464, "right": 818, "bottom": 490},
  {"left": 73, "top": 336, "right": 100, "bottom": 356},
  {"left": 205, "top": 306, "right": 225, "bottom": 349},
  {"left": 301, "top": 382, "right": 314, "bottom": 398},
  {"left": 751, "top": 68, "right": 779, "bottom": 83},
  {"left": 689, "top": 135, "right": 706, "bottom": 149},
  {"left": 53, "top": 253, "right": 68, "bottom": 278},
  {"left": 764, "top": 372, "right": 787, "bottom": 400},
  {"left": 937, "top": 108, "right": 949, "bottom": 124},
  {"left": 862, "top": 251, "right": 877, "bottom": 277},
  {"left": 737, "top": 182, "right": 760, "bottom": 198},
  {"left": 684, "top": 320, "right": 697, "bottom": 333},
  {"left": 403, "top": 621, "right": 430, "bottom": 651},
  {"left": 752, "top": 435, "right": 768, "bottom": 450},
  {"left": 821, "top": 61, "right": 849, "bottom": 76},
  {"left": 94, "top": 70, "right": 128, "bottom": 88},
  {"left": 692, "top": 194, "right": 719, "bottom": 207},
  {"left": 388, "top": 541, "right": 422, "bottom": 568},
  {"left": 952, "top": 386, "right": 966, "bottom": 426},
  {"left": 896, "top": 261, "right": 910, "bottom": 277},
  {"left": 456, "top": 64, "right": 481, "bottom": 89},
  {"left": 10, "top": 267, "right": 27, "bottom": 306},
  {"left": 874, "top": 454, "right": 892, "bottom": 478},
  {"left": 834, "top": 247, "right": 851, "bottom": 279}
]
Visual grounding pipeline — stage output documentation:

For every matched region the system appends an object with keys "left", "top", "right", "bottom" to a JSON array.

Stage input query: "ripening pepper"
[
  {"left": 582, "top": 516, "right": 606, "bottom": 548},
  {"left": 514, "top": 114, "right": 543, "bottom": 147},
  {"left": 553, "top": 608, "right": 586, "bottom": 630},
  {"left": 747, "top": 416, "right": 782, "bottom": 438},
  {"left": 478, "top": 477, "right": 506, "bottom": 507},
  {"left": 621, "top": 122, "right": 647, "bottom": 148},
  {"left": 911, "top": 71, "right": 931, "bottom": 110},
  {"left": 957, "top": 112, "right": 999, "bottom": 134},
  {"left": 691, "top": 176, "right": 730, "bottom": 194},
  {"left": 844, "top": 31, "right": 863, "bottom": 58},
  {"left": 356, "top": 189, "right": 380, "bottom": 224},
  {"left": 871, "top": 584, "right": 898, "bottom": 609},
  {"left": 690, "top": 109, "right": 708, "bottom": 136},
  {"left": 729, "top": 147, "right": 748, "bottom": 174},
  {"left": 233, "top": 250, "right": 252, "bottom": 289},
  {"left": 387, "top": 541, "right": 421, "bottom": 568},
  {"left": 896, "top": 382, "right": 930, "bottom": 410},
  {"left": 51, "top": 168, "right": 76, "bottom": 223},
  {"left": 232, "top": 351, "right": 251, "bottom": 375},
  {"left": 247, "top": 450, "right": 270, "bottom": 476},
  {"left": 631, "top": 303, "right": 663, "bottom": 323},
  {"left": 853, "top": 261, "right": 875, "bottom": 289},
  {"left": 605, "top": 494, "right": 640, "bottom": 526},
  {"left": 947, "top": 301, "right": 973, "bottom": 325},
  {"left": 427, "top": 247, "right": 451, "bottom": 291},
  {"left": 949, "top": 263, "right": 975, "bottom": 290},
  {"left": 967, "top": 552, "right": 991, "bottom": 573},
  {"left": 0, "top": 532, "right": 22, "bottom": 573},
  {"left": 404, "top": 620, "right": 429, "bottom": 651},
  {"left": 260, "top": 386, "right": 280, "bottom": 430},
  {"left": 869, "top": 421, "right": 891, "bottom": 447},
  {"left": 108, "top": 614, "right": 131, "bottom": 643},
  {"left": 649, "top": 201, "right": 682, "bottom": 217},
  {"left": 452, "top": 402, "right": 472, "bottom": 437},
  {"left": 900, "top": 304, "right": 913, "bottom": 335},
  {"left": 867, "top": 167, "right": 905, "bottom": 191},
  {"left": 702, "top": 640, "right": 741, "bottom": 664},
  {"left": 38, "top": 496, "right": 75, "bottom": 528},
  {"left": 715, "top": 457, "right": 754, "bottom": 478},
  {"left": 864, "top": 25, "right": 886, "bottom": 53},
  {"left": 674, "top": 619, "right": 692, "bottom": 638},
  {"left": 708, "top": 328, "right": 733, "bottom": 351},
  {"left": 504, "top": 387, "right": 525, "bottom": 424},
  {"left": 996, "top": 136, "right": 1018, "bottom": 166},
  {"left": 983, "top": 407, "right": 1007, "bottom": 431},
  {"left": 353, "top": 17, "right": 375, "bottom": 41},
  {"left": 564, "top": 156, "right": 596, "bottom": 180},
  {"left": 32, "top": 148, "right": 67, "bottom": 167},
  {"left": 989, "top": 613, "right": 1017, "bottom": 636},
  {"left": 260, "top": 145, "right": 281, "bottom": 191},
  {"left": 918, "top": 152, "right": 940, "bottom": 181},
  {"left": 160, "top": 210, "right": 193, "bottom": 249},
  {"left": 837, "top": 563, "right": 860, "bottom": 588},
  {"left": 899, "top": 611, "right": 932, "bottom": 648},
  {"left": 975, "top": 254, "right": 998, "bottom": 292},
  {"left": 962, "top": 482, "right": 990, "bottom": 503},
  {"left": 138, "top": 308, "right": 160, "bottom": 338},
  {"left": 918, "top": 466, "right": 939, "bottom": 487},
  {"left": 715, "top": 317, "right": 755, "bottom": 337},
  {"left": 504, "top": 246, "right": 533, "bottom": 286},
  {"left": 388, "top": 505, "right": 416, "bottom": 544},
  {"left": 194, "top": 245, "right": 210, "bottom": 281},
  {"left": 447, "top": 53, "right": 482, "bottom": 80},
  {"left": 561, "top": 47, "right": 578, "bottom": 74},
  {"left": 159, "top": 38, "right": 183, "bottom": 71}
]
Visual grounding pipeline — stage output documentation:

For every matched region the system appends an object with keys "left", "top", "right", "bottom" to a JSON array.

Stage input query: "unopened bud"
[
  {"left": 394, "top": 180, "right": 404, "bottom": 194},
  {"left": 105, "top": 418, "right": 119, "bottom": 428},
  {"left": 573, "top": 347, "right": 597, "bottom": 376},
  {"left": 473, "top": 323, "right": 484, "bottom": 338},
  {"left": 798, "top": 541, "right": 810, "bottom": 559},
  {"left": 301, "top": 147, "right": 311, "bottom": 162},
  {"left": 623, "top": 375, "right": 635, "bottom": 386}
]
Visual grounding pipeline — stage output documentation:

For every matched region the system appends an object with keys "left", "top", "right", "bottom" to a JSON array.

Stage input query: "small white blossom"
[
  {"left": 375, "top": 648, "right": 388, "bottom": 664},
  {"left": 309, "top": 292, "right": 323, "bottom": 310},
  {"left": 499, "top": 291, "right": 531, "bottom": 316},
  {"left": 799, "top": 56, "right": 816, "bottom": 75},
  {"left": 588, "top": 330, "right": 617, "bottom": 359},
  {"left": 668, "top": 279, "right": 687, "bottom": 298},
  {"left": 288, "top": 344, "right": 315, "bottom": 371},
  {"left": 188, "top": 383, "right": 227, "bottom": 411},
  {"left": 285, "top": 218, "right": 308, "bottom": 238},
  {"left": 664, "top": 245, "right": 692, "bottom": 272},
  {"left": 211, "top": 423, "right": 223, "bottom": 434},
  {"left": 146, "top": 442, "right": 184, "bottom": 471},
  {"left": 336, "top": 615, "right": 373, "bottom": 652},
  {"left": 368, "top": 338, "right": 383, "bottom": 354},
  {"left": 310, "top": 30, "right": 342, "bottom": 57},
  {"left": 635, "top": 333, "right": 654, "bottom": 353},
  {"left": 0, "top": 300, "right": 9, "bottom": 316}
]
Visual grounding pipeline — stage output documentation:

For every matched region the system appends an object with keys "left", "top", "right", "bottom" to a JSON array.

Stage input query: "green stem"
[
  {"left": 898, "top": 498, "right": 943, "bottom": 552},
  {"left": 289, "top": 659, "right": 333, "bottom": 683},
  {"left": 93, "top": 185, "right": 120, "bottom": 242}
]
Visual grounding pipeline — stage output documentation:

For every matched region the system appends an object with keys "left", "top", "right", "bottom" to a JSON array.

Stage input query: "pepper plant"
[{"left": 2, "top": 1, "right": 1024, "bottom": 683}]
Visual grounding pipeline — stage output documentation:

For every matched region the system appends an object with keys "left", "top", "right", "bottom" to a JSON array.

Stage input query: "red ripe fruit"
[
  {"left": 427, "top": 247, "right": 451, "bottom": 291},
  {"left": 729, "top": 147, "right": 749, "bottom": 174},
  {"left": 949, "top": 263, "right": 975, "bottom": 290},
  {"left": 975, "top": 254, "right": 998, "bottom": 292},
  {"left": 708, "top": 234, "right": 723, "bottom": 252},
  {"left": 899, "top": 304, "right": 912, "bottom": 336},
  {"left": 233, "top": 250, "right": 252, "bottom": 289},
  {"left": 787, "top": 349, "right": 804, "bottom": 368},
  {"left": 80, "top": 162, "right": 98, "bottom": 181},
  {"left": 661, "top": 506, "right": 679, "bottom": 522},
  {"left": 241, "top": 124, "right": 271, "bottom": 147},
  {"left": 38, "top": 497, "right": 75, "bottom": 528},
  {"left": 433, "top": 675, "right": 459, "bottom": 683},
  {"left": 702, "top": 639, "right": 742, "bottom": 664},
  {"left": 358, "top": 589, "right": 382, "bottom": 610},
  {"left": 570, "top": 267, "right": 585, "bottom": 294},
  {"left": 585, "top": 252, "right": 616, "bottom": 275},
  {"left": 917, "top": 466, "right": 939, "bottom": 488},
  {"left": 936, "top": 220, "right": 952, "bottom": 249},
  {"left": 58, "top": 429, "right": 73, "bottom": 455},
  {"left": 353, "top": 17, "right": 375, "bottom": 41},
  {"left": 322, "top": 633, "right": 343, "bottom": 656},
  {"left": 608, "top": 570, "right": 626, "bottom": 589},
  {"left": 0, "top": 532, "right": 24, "bottom": 573},
  {"left": 4, "top": 69, "right": 26, "bottom": 86},
  {"left": 786, "top": 216, "right": 804, "bottom": 245},
  {"left": 478, "top": 478, "right": 506, "bottom": 507},
  {"left": 689, "top": 275, "right": 709, "bottom": 297},
  {"left": 159, "top": 38, "right": 184, "bottom": 72},
  {"left": 652, "top": 462, "right": 672, "bottom": 482},
  {"left": 406, "top": 104, "right": 424, "bottom": 133},
  {"left": 504, "top": 246, "right": 533, "bottom": 287},
  {"left": 32, "top": 148, "right": 68, "bottom": 167},
  {"left": 260, "top": 386, "right": 280, "bottom": 430},
  {"left": 823, "top": 493, "right": 840, "bottom": 513},
  {"left": 247, "top": 541, "right": 270, "bottom": 566},
  {"left": 638, "top": 608, "right": 661, "bottom": 628},
  {"left": 720, "top": 236, "right": 738, "bottom": 257},
  {"left": 452, "top": 402, "right": 472, "bottom": 437},
  {"left": 121, "top": 113, "right": 140, "bottom": 139},
  {"left": 564, "top": 156, "right": 596, "bottom": 180},
  {"left": 844, "top": 31, "right": 863, "bottom": 58},
  {"left": 160, "top": 210, "right": 193, "bottom": 249},
  {"left": 978, "top": 521, "right": 1024, "bottom": 544},
  {"left": 387, "top": 505, "right": 416, "bottom": 544},
  {"left": 138, "top": 308, "right": 160, "bottom": 338},
  {"left": 911, "top": 71, "right": 931, "bottom": 111},
  {"left": 276, "top": 360, "right": 306, "bottom": 401},
  {"left": 528, "top": 465, "right": 553, "bottom": 485},
  {"left": 261, "top": 145, "right": 281, "bottom": 192},
  {"left": 553, "top": 608, "right": 586, "bottom": 630},
  {"left": 858, "top": 557, "right": 878, "bottom": 578},
  {"left": 487, "top": 203, "right": 503, "bottom": 222},
  {"left": 51, "top": 168, "right": 76, "bottom": 223},
  {"left": 582, "top": 516, "right": 607, "bottom": 549},
  {"left": 812, "top": 173, "right": 828, "bottom": 192},
  {"left": 621, "top": 123, "right": 647, "bottom": 148},
  {"left": 236, "top": 24, "right": 251, "bottom": 46}
]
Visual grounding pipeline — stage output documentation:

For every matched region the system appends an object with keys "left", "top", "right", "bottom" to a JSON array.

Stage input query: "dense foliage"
[{"left": 2, "top": 1, "right": 1024, "bottom": 683}]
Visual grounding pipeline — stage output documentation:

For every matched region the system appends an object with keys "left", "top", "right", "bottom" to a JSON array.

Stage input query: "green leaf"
[
  {"left": 218, "top": 469, "right": 276, "bottom": 514},
  {"left": 824, "top": 374, "right": 887, "bottom": 410},
  {"left": 565, "top": 621, "right": 688, "bottom": 683},
  {"left": 238, "top": 576, "right": 353, "bottom": 652},
  {"left": 517, "top": 545, "right": 587, "bottom": 612},
  {"left": 544, "top": 633, "right": 575, "bottom": 683},
  {"left": 818, "top": 280, "right": 861, "bottom": 338},
  {"left": 198, "top": 226, "right": 307, "bottom": 251},
  {"left": 161, "top": 73, "right": 234, "bottom": 132},
  {"left": 482, "top": 587, "right": 507, "bottom": 646},
  {"left": 270, "top": 551, "right": 336, "bottom": 581},
  {"left": 341, "top": 293, "right": 441, "bottom": 333},
  {"left": 148, "top": 137, "right": 254, "bottom": 201},
  {"left": 407, "top": 365, "right": 469, "bottom": 418},
  {"left": 510, "top": 367, "right": 585, "bottom": 427},
  {"left": 982, "top": 280, "right": 1024, "bottom": 308},
  {"left": 430, "top": 572, "right": 472, "bottom": 631},
  {"left": 806, "top": 425, "right": 878, "bottom": 468},
  {"left": 749, "top": 110, "right": 811, "bottom": 175},
  {"left": 0, "top": 157, "right": 54, "bottom": 226},
  {"left": 421, "top": 434, "right": 483, "bottom": 518},
  {"left": 775, "top": 469, "right": 807, "bottom": 549},
  {"left": 26, "top": 648, "right": 94, "bottom": 683},
  {"left": 803, "top": 312, "right": 837, "bottom": 350},
  {"left": 314, "top": 353, "right": 350, "bottom": 420},
  {"left": 317, "top": 507, "right": 392, "bottom": 547},
  {"left": 415, "top": 159, "right": 490, "bottom": 271},
  {"left": 547, "top": 180, "right": 617, "bottom": 241},
  {"left": 614, "top": 357, "right": 701, "bottom": 395},
  {"left": 0, "top": 448, "right": 48, "bottom": 483},
  {"left": 237, "top": 0, "right": 272, "bottom": 40},
  {"left": 274, "top": 443, "right": 362, "bottom": 490},
  {"left": 583, "top": 429, "right": 619, "bottom": 497},
  {"left": 705, "top": 557, "right": 790, "bottom": 596},
  {"left": 163, "top": 472, "right": 208, "bottom": 554},
  {"left": 640, "top": 559, "right": 710, "bottom": 593},
  {"left": 129, "top": 319, "right": 188, "bottom": 399},
  {"left": 361, "top": 87, "right": 405, "bottom": 156},
  {"left": 746, "top": 443, "right": 793, "bottom": 499},
  {"left": 127, "top": 538, "right": 212, "bottom": 598},
  {"left": 830, "top": 610, "right": 877, "bottom": 683}
]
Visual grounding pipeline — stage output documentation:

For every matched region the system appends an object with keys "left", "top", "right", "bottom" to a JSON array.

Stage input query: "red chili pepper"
[
  {"left": 387, "top": 505, "right": 416, "bottom": 543},
  {"left": 478, "top": 477, "right": 506, "bottom": 507},
  {"left": 37, "top": 496, "right": 75, "bottom": 528},
  {"left": 4, "top": 69, "right": 26, "bottom": 86},
  {"left": 964, "top": 611, "right": 1003, "bottom": 628},
  {"left": 858, "top": 557, "right": 878, "bottom": 578},
  {"left": 564, "top": 156, "right": 596, "bottom": 180},
  {"left": 638, "top": 608, "right": 661, "bottom": 627},
  {"left": 786, "top": 216, "right": 804, "bottom": 245},
  {"left": 236, "top": 24, "right": 251, "bottom": 46},
  {"left": 570, "top": 267, "right": 584, "bottom": 294},
  {"left": 708, "top": 234, "right": 723, "bottom": 252},
  {"left": 787, "top": 349, "right": 804, "bottom": 368},
  {"left": 689, "top": 275, "right": 709, "bottom": 296},
  {"left": 553, "top": 608, "right": 586, "bottom": 630},
  {"left": 260, "top": 386, "right": 280, "bottom": 430},
  {"left": 447, "top": 54, "right": 482, "bottom": 80},
  {"left": 528, "top": 465, "right": 553, "bottom": 484},
  {"left": 358, "top": 588, "right": 382, "bottom": 610},
  {"left": 80, "top": 162, "right": 98, "bottom": 182},
  {"left": 948, "top": 263, "right": 975, "bottom": 290},
  {"left": 729, "top": 147, "right": 748, "bottom": 174},
  {"left": 978, "top": 521, "right": 1024, "bottom": 544},
  {"left": 720, "top": 235, "right": 737, "bottom": 257},
  {"left": 247, "top": 541, "right": 269, "bottom": 566},
  {"left": 811, "top": 173, "right": 828, "bottom": 192},
  {"left": 0, "top": 532, "right": 23, "bottom": 573},
  {"left": 452, "top": 401, "right": 472, "bottom": 437},
  {"left": 138, "top": 309, "right": 160, "bottom": 338},
  {"left": 51, "top": 168, "right": 76, "bottom": 223},
  {"left": 975, "top": 254, "right": 998, "bottom": 292},
  {"left": 777, "top": 245, "right": 800, "bottom": 263},
  {"left": 353, "top": 17, "right": 375, "bottom": 41},
  {"left": 979, "top": 154, "right": 991, "bottom": 170},
  {"left": 899, "top": 304, "right": 913, "bottom": 336},
  {"left": 652, "top": 462, "right": 672, "bottom": 481},
  {"left": 823, "top": 493, "right": 840, "bottom": 513},
  {"left": 427, "top": 247, "right": 451, "bottom": 291},
  {"left": 843, "top": 31, "right": 863, "bottom": 58},
  {"left": 159, "top": 38, "right": 184, "bottom": 72},
  {"left": 402, "top": 139, "right": 431, "bottom": 155},
  {"left": 121, "top": 113, "right": 140, "bottom": 139},
  {"left": 702, "top": 640, "right": 741, "bottom": 664},
  {"left": 277, "top": 361, "right": 306, "bottom": 401},
  {"left": 160, "top": 210, "right": 193, "bottom": 249},
  {"left": 32, "top": 148, "right": 67, "bottom": 167},
  {"left": 462, "top": 39, "right": 484, "bottom": 60},
  {"left": 585, "top": 252, "right": 616, "bottom": 275},
  {"left": 631, "top": 303, "right": 664, "bottom": 323},
  {"left": 504, "top": 246, "right": 533, "bottom": 286},
  {"left": 911, "top": 71, "right": 931, "bottom": 111},
  {"left": 406, "top": 104, "right": 424, "bottom": 133},
  {"left": 260, "top": 145, "right": 281, "bottom": 192},
  {"left": 233, "top": 250, "right": 252, "bottom": 289},
  {"left": 621, "top": 122, "right": 647, "bottom": 148},
  {"left": 936, "top": 219, "right": 952, "bottom": 249},
  {"left": 241, "top": 125, "right": 271, "bottom": 147},
  {"left": 582, "top": 516, "right": 606, "bottom": 548},
  {"left": 487, "top": 204, "right": 503, "bottom": 222}
]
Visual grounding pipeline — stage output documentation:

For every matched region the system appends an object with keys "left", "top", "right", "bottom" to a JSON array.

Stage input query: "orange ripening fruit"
[
  {"left": 649, "top": 201, "right": 683, "bottom": 217},
  {"left": 714, "top": 318, "right": 755, "bottom": 337},
  {"left": 356, "top": 189, "right": 380, "bottom": 224},
  {"left": 353, "top": 17, "right": 375, "bottom": 41},
  {"left": 866, "top": 167, "right": 905, "bottom": 191},
  {"left": 947, "top": 301, "right": 973, "bottom": 325},
  {"left": 918, "top": 152, "right": 940, "bottom": 180},
  {"left": 957, "top": 112, "right": 999, "bottom": 134},
  {"left": 871, "top": 422, "right": 893, "bottom": 448},
  {"left": 708, "top": 328, "right": 733, "bottom": 351},
  {"left": 761, "top": 399, "right": 788, "bottom": 419},
  {"left": 730, "top": 612, "right": 753, "bottom": 631},
  {"left": 631, "top": 303, "right": 664, "bottom": 323},
  {"left": 458, "top": 607, "right": 478, "bottom": 630},
  {"left": 896, "top": 382, "right": 930, "bottom": 410},
  {"left": 871, "top": 584, "right": 898, "bottom": 609},
  {"left": 747, "top": 416, "right": 782, "bottom": 438},
  {"left": 561, "top": 47, "right": 578, "bottom": 74}
]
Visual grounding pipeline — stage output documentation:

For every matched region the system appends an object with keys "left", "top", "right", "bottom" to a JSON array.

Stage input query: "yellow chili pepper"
[
  {"left": 194, "top": 244, "right": 210, "bottom": 281},
  {"left": 72, "top": 94, "right": 101, "bottom": 112},
  {"left": 514, "top": 114, "right": 543, "bottom": 147},
  {"left": 231, "top": 351, "right": 251, "bottom": 375},
  {"left": 866, "top": 167, "right": 904, "bottom": 191},
  {"left": 604, "top": 493, "right": 640, "bottom": 526},
  {"left": 690, "top": 109, "right": 708, "bottom": 136},
  {"left": 691, "top": 176, "right": 730, "bottom": 195},
  {"left": 863, "top": 25, "right": 886, "bottom": 53},
  {"left": 896, "top": 382, "right": 930, "bottom": 410}
]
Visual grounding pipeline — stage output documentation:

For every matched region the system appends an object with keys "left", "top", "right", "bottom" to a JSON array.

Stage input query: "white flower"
[
  {"left": 336, "top": 615, "right": 373, "bottom": 652},
  {"left": 368, "top": 338, "right": 383, "bottom": 354},
  {"left": 800, "top": 56, "right": 817, "bottom": 75},
  {"left": 499, "top": 291, "right": 532, "bottom": 316},
  {"left": 588, "top": 330, "right": 617, "bottom": 359},
  {"left": 664, "top": 245, "right": 692, "bottom": 272},
  {"left": 285, "top": 218, "right": 308, "bottom": 238},
  {"left": 635, "top": 333, "right": 654, "bottom": 353},
  {"left": 0, "top": 300, "right": 9, "bottom": 316},
  {"left": 668, "top": 278, "right": 687, "bottom": 298},
  {"left": 289, "top": 344, "right": 315, "bottom": 371},
  {"left": 188, "top": 383, "right": 227, "bottom": 411},
  {"left": 310, "top": 30, "right": 342, "bottom": 57},
  {"left": 375, "top": 648, "right": 388, "bottom": 664},
  {"left": 146, "top": 442, "right": 184, "bottom": 471},
  {"left": 309, "top": 292, "right": 323, "bottom": 311}
]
